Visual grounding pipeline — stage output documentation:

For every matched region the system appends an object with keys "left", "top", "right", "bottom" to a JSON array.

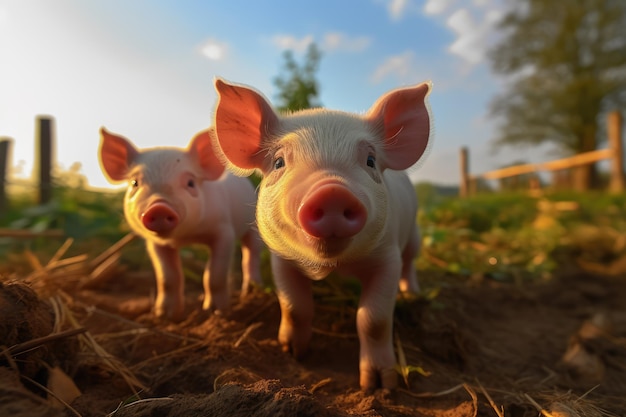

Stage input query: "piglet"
[
  {"left": 98, "top": 127, "right": 262, "bottom": 321},
  {"left": 212, "top": 78, "right": 432, "bottom": 390}
]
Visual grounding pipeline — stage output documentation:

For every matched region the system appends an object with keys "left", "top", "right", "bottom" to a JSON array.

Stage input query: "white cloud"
[
  {"left": 422, "top": 1, "right": 506, "bottom": 68},
  {"left": 446, "top": 7, "right": 502, "bottom": 66},
  {"left": 322, "top": 32, "right": 371, "bottom": 52},
  {"left": 447, "top": 9, "right": 481, "bottom": 64},
  {"left": 199, "top": 38, "right": 227, "bottom": 61},
  {"left": 388, "top": 0, "right": 410, "bottom": 19},
  {"left": 423, "top": 0, "right": 456, "bottom": 15},
  {"left": 271, "top": 34, "right": 315, "bottom": 53},
  {"left": 271, "top": 32, "right": 370, "bottom": 54},
  {"left": 384, "top": 0, "right": 427, "bottom": 20},
  {"left": 370, "top": 51, "right": 416, "bottom": 83},
  {"left": 370, "top": 50, "right": 471, "bottom": 91}
]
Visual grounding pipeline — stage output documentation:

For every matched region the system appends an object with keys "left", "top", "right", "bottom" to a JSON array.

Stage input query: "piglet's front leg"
[
  {"left": 239, "top": 228, "right": 264, "bottom": 298},
  {"left": 202, "top": 232, "right": 236, "bottom": 312},
  {"left": 272, "top": 256, "right": 315, "bottom": 359},
  {"left": 146, "top": 241, "right": 185, "bottom": 321},
  {"left": 357, "top": 262, "right": 402, "bottom": 391},
  {"left": 399, "top": 225, "right": 421, "bottom": 294}
]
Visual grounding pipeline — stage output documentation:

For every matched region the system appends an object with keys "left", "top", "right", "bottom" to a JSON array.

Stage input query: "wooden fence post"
[
  {"left": 0, "top": 138, "right": 10, "bottom": 214},
  {"left": 460, "top": 147, "right": 469, "bottom": 197},
  {"left": 37, "top": 116, "right": 54, "bottom": 205},
  {"left": 608, "top": 111, "right": 624, "bottom": 193}
]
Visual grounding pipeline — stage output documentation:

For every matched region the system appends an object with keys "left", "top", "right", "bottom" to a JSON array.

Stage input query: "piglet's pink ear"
[
  {"left": 188, "top": 128, "right": 225, "bottom": 180},
  {"left": 99, "top": 127, "right": 139, "bottom": 183},
  {"left": 213, "top": 78, "right": 279, "bottom": 173},
  {"left": 366, "top": 82, "right": 432, "bottom": 171}
]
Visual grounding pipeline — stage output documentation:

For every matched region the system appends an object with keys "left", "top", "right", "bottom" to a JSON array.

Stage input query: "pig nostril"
[{"left": 344, "top": 209, "right": 355, "bottom": 220}]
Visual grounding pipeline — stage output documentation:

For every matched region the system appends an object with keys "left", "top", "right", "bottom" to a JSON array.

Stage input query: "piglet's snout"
[
  {"left": 298, "top": 184, "right": 366, "bottom": 239},
  {"left": 142, "top": 202, "right": 179, "bottom": 234}
]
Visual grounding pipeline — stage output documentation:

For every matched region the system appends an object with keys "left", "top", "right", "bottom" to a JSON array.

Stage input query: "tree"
[
  {"left": 273, "top": 43, "right": 323, "bottom": 112},
  {"left": 244, "top": 43, "right": 324, "bottom": 188},
  {"left": 488, "top": 0, "right": 626, "bottom": 190}
]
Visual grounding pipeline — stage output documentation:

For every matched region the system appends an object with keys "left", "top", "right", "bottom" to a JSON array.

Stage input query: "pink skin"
[
  {"left": 98, "top": 127, "right": 263, "bottom": 321},
  {"left": 142, "top": 202, "right": 179, "bottom": 234},
  {"left": 298, "top": 183, "right": 367, "bottom": 239},
  {"left": 212, "top": 78, "right": 432, "bottom": 391}
]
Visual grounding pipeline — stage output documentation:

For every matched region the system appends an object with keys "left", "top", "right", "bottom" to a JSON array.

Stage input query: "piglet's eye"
[
  {"left": 130, "top": 179, "right": 139, "bottom": 187},
  {"left": 366, "top": 155, "right": 376, "bottom": 168},
  {"left": 182, "top": 174, "right": 199, "bottom": 197},
  {"left": 274, "top": 156, "right": 285, "bottom": 170}
]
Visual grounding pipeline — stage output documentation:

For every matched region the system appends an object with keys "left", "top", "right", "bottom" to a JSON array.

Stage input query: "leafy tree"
[
  {"left": 273, "top": 43, "right": 323, "bottom": 112},
  {"left": 242, "top": 43, "right": 323, "bottom": 188},
  {"left": 488, "top": 0, "right": 626, "bottom": 190}
]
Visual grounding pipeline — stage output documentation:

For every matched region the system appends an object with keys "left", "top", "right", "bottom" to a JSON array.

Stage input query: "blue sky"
[{"left": 0, "top": 0, "right": 553, "bottom": 190}]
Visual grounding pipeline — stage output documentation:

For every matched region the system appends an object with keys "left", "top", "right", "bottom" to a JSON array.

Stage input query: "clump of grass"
[{"left": 417, "top": 191, "right": 626, "bottom": 281}]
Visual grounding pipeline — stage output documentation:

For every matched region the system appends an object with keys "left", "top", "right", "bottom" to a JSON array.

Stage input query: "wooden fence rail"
[{"left": 460, "top": 111, "right": 624, "bottom": 197}]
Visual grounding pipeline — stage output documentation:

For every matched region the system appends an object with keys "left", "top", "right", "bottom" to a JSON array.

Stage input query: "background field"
[{"left": 2, "top": 184, "right": 626, "bottom": 416}]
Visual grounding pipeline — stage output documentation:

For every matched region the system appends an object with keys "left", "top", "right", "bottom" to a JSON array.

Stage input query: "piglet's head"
[
  {"left": 212, "top": 78, "right": 432, "bottom": 268},
  {"left": 98, "top": 127, "right": 226, "bottom": 240}
]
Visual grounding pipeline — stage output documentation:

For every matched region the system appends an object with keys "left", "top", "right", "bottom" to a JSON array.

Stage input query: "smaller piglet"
[
  {"left": 99, "top": 128, "right": 262, "bottom": 321},
  {"left": 212, "top": 78, "right": 432, "bottom": 391}
]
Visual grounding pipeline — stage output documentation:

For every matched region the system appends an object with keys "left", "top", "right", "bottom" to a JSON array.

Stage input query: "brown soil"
[{"left": 2, "top": 261, "right": 626, "bottom": 417}]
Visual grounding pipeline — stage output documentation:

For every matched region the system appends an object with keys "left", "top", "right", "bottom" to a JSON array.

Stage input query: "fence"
[
  {"left": 2, "top": 113, "right": 624, "bottom": 207},
  {"left": 460, "top": 111, "right": 624, "bottom": 197},
  {"left": 0, "top": 115, "right": 54, "bottom": 214}
]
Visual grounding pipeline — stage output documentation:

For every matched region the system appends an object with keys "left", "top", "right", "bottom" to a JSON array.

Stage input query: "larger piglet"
[
  {"left": 98, "top": 128, "right": 262, "bottom": 321},
  {"left": 212, "top": 78, "right": 432, "bottom": 391}
]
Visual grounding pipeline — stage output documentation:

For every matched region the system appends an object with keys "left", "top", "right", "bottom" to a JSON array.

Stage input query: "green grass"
[
  {"left": 0, "top": 184, "right": 146, "bottom": 274},
  {"left": 417, "top": 190, "right": 626, "bottom": 281},
  {"left": 3, "top": 180, "right": 625, "bottom": 284}
]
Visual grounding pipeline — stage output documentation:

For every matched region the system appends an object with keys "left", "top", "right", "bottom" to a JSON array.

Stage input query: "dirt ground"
[{"left": 2, "top": 254, "right": 626, "bottom": 417}]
